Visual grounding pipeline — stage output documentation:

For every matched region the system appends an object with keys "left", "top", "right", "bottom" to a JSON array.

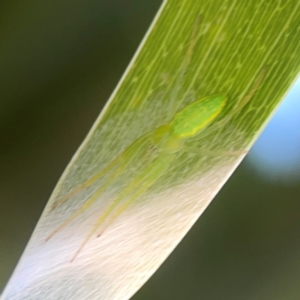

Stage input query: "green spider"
[
  {"left": 46, "top": 16, "right": 267, "bottom": 261},
  {"left": 46, "top": 82, "right": 265, "bottom": 261}
]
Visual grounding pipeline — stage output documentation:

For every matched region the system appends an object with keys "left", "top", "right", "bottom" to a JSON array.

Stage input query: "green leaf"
[{"left": 2, "top": 1, "right": 300, "bottom": 299}]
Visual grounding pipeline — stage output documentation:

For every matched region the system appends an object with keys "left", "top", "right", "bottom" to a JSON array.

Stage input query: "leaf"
[{"left": 2, "top": 1, "right": 300, "bottom": 299}]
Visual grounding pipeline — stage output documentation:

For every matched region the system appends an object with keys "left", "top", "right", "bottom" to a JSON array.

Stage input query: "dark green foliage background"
[{"left": 1, "top": 1, "right": 300, "bottom": 299}]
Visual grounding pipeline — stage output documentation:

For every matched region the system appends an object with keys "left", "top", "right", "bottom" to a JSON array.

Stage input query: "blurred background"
[{"left": 1, "top": 1, "right": 299, "bottom": 299}]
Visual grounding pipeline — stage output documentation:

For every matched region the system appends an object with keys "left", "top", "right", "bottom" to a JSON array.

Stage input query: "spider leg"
[
  {"left": 51, "top": 133, "right": 151, "bottom": 210},
  {"left": 46, "top": 134, "right": 152, "bottom": 241},
  {"left": 182, "top": 145, "right": 248, "bottom": 156},
  {"left": 169, "top": 15, "right": 201, "bottom": 119},
  {"left": 70, "top": 153, "right": 175, "bottom": 261},
  {"left": 51, "top": 156, "right": 120, "bottom": 211},
  {"left": 46, "top": 162, "right": 127, "bottom": 242}
]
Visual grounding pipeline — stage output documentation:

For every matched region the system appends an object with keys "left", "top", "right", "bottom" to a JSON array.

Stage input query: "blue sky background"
[{"left": 247, "top": 77, "right": 300, "bottom": 184}]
